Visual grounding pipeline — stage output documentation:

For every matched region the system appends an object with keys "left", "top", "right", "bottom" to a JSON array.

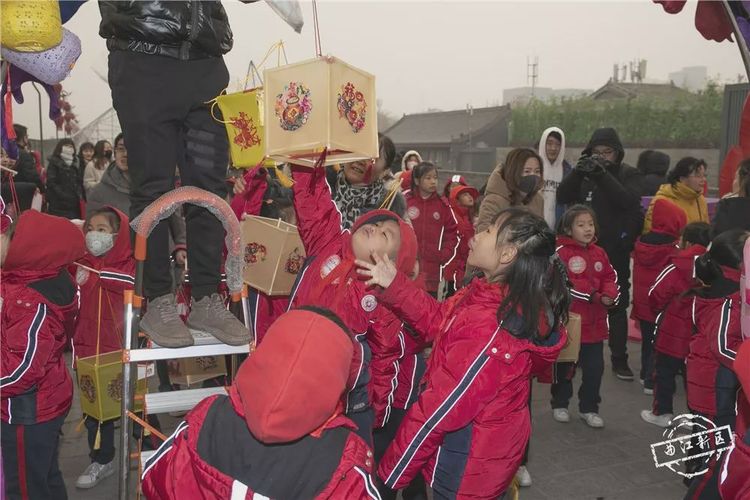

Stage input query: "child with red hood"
[
  {"left": 630, "top": 199, "right": 686, "bottom": 393},
  {"left": 443, "top": 184, "right": 479, "bottom": 296},
  {"left": 1, "top": 200, "right": 86, "bottom": 499},
  {"left": 442, "top": 174, "right": 469, "bottom": 198},
  {"left": 71, "top": 206, "right": 135, "bottom": 489},
  {"left": 640, "top": 222, "right": 710, "bottom": 428},
  {"left": 142, "top": 307, "right": 381, "bottom": 499}
]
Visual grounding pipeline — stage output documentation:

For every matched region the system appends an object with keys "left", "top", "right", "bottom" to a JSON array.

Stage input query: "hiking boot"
[
  {"left": 141, "top": 294, "right": 194, "bottom": 348},
  {"left": 641, "top": 409, "right": 673, "bottom": 428},
  {"left": 76, "top": 461, "right": 114, "bottom": 489},
  {"left": 187, "top": 293, "right": 252, "bottom": 346},
  {"left": 552, "top": 408, "right": 570, "bottom": 423},
  {"left": 515, "top": 465, "right": 532, "bottom": 487},
  {"left": 612, "top": 363, "right": 634, "bottom": 381},
  {"left": 580, "top": 412, "right": 605, "bottom": 428}
]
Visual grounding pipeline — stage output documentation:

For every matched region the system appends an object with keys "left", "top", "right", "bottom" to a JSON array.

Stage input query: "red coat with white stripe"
[
  {"left": 686, "top": 269, "right": 743, "bottom": 417},
  {"left": 442, "top": 195, "right": 474, "bottom": 286},
  {"left": 556, "top": 236, "right": 619, "bottom": 343},
  {"left": 649, "top": 245, "right": 706, "bottom": 359},
  {"left": 73, "top": 208, "right": 134, "bottom": 361},
  {"left": 405, "top": 191, "right": 459, "bottom": 293},
  {"left": 1, "top": 211, "right": 85, "bottom": 424},
  {"left": 376, "top": 273, "right": 565, "bottom": 498}
]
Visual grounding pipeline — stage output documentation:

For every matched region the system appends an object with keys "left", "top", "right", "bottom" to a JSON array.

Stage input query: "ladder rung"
[
  {"left": 128, "top": 329, "right": 249, "bottom": 362},
  {"left": 141, "top": 449, "right": 156, "bottom": 466},
  {"left": 144, "top": 387, "right": 227, "bottom": 415}
]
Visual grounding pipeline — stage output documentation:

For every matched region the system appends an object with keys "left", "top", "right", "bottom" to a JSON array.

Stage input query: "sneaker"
[
  {"left": 643, "top": 387, "right": 654, "bottom": 395},
  {"left": 141, "top": 294, "right": 194, "bottom": 348},
  {"left": 641, "top": 409, "right": 673, "bottom": 428},
  {"left": 580, "top": 412, "right": 605, "bottom": 428},
  {"left": 515, "top": 465, "right": 532, "bottom": 487},
  {"left": 76, "top": 461, "right": 114, "bottom": 489},
  {"left": 552, "top": 408, "right": 570, "bottom": 423},
  {"left": 612, "top": 364, "right": 634, "bottom": 381},
  {"left": 187, "top": 293, "right": 252, "bottom": 346}
]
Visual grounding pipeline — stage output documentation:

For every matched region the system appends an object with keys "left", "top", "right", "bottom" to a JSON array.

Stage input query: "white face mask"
[
  {"left": 60, "top": 146, "right": 75, "bottom": 165},
  {"left": 85, "top": 231, "right": 114, "bottom": 256},
  {"left": 406, "top": 161, "right": 419, "bottom": 171}
]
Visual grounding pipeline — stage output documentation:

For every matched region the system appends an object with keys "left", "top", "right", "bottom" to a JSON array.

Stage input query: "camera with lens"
[{"left": 576, "top": 154, "right": 608, "bottom": 175}]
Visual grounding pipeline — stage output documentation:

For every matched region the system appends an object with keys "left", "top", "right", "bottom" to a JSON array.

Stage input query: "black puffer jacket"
[
  {"left": 99, "top": 1, "right": 252, "bottom": 60},
  {"left": 46, "top": 156, "right": 83, "bottom": 219}
]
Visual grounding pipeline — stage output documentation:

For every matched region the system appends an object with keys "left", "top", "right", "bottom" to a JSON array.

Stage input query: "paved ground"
[{"left": 58, "top": 340, "right": 689, "bottom": 499}]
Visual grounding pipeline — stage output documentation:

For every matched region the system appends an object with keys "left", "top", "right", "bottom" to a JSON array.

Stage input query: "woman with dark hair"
[
  {"left": 46, "top": 138, "right": 84, "bottom": 219},
  {"left": 83, "top": 140, "right": 113, "bottom": 194},
  {"left": 643, "top": 156, "right": 708, "bottom": 233},
  {"left": 636, "top": 149, "right": 671, "bottom": 197},
  {"left": 712, "top": 158, "right": 750, "bottom": 235},
  {"left": 476, "top": 148, "right": 544, "bottom": 232}
]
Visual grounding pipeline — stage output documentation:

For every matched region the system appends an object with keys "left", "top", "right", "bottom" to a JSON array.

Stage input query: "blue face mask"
[{"left": 85, "top": 231, "right": 114, "bottom": 256}]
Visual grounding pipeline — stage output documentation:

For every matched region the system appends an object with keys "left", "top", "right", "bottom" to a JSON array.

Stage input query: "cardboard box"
[
  {"left": 168, "top": 356, "right": 227, "bottom": 387},
  {"left": 76, "top": 350, "right": 147, "bottom": 422},
  {"left": 557, "top": 312, "right": 582, "bottom": 363},
  {"left": 264, "top": 56, "right": 378, "bottom": 167},
  {"left": 241, "top": 216, "right": 306, "bottom": 295}
]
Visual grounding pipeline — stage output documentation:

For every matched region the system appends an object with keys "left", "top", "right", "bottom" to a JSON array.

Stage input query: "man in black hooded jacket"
[{"left": 556, "top": 128, "right": 647, "bottom": 381}]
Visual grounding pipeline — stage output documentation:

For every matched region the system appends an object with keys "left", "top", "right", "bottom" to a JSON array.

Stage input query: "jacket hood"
[
  {"left": 656, "top": 181, "right": 702, "bottom": 202},
  {"left": 582, "top": 127, "right": 624, "bottom": 164},
  {"left": 634, "top": 238, "right": 678, "bottom": 268},
  {"left": 233, "top": 309, "right": 354, "bottom": 443},
  {"left": 3, "top": 210, "right": 86, "bottom": 280},
  {"left": 351, "top": 209, "right": 418, "bottom": 277},
  {"left": 538, "top": 126, "right": 567, "bottom": 175},
  {"left": 400, "top": 150, "right": 422, "bottom": 172},
  {"left": 443, "top": 174, "right": 468, "bottom": 197},
  {"left": 673, "top": 244, "right": 707, "bottom": 280},
  {"left": 449, "top": 184, "right": 480, "bottom": 205},
  {"left": 650, "top": 199, "right": 687, "bottom": 238},
  {"left": 637, "top": 150, "right": 670, "bottom": 177},
  {"left": 83, "top": 207, "right": 132, "bottom": 267},
  {"left": 99, "top": 162, "right": 130, "bottom": 195}
]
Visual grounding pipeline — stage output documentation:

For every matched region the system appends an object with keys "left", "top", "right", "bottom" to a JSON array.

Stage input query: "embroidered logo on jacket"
[
  {"left": 320, "top": 255, "right": 341, "bottom": 278},
  {"left": 432, "top": 211, "right": 441, "bottom": 220},
  {"left": 568, "top": 256, "right": 587, "bottom": 274},
  {"left": 594, "top": 261, "right": 603, "bottom": 272},
  {"left": 361, "top": 294, "right": 378, "bottom": 312},
  {"left": 407, "top": 206, "right": 420, "bottom": 220}
]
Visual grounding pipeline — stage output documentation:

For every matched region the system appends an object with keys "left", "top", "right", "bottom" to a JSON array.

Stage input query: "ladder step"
[
  {"left": 128, "top": 329, "right": 250, "bottom": 362},
  {"left": 141, "top": 449, "right": 156, "bottom": 467},
  {"left": 144, "top": 387, "right": 227, "bottom": 415}
]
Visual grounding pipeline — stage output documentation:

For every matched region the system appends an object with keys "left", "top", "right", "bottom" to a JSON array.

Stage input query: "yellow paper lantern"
[
  {"left": 0, "top": 0, "right": 63, "bottom": 52},
  {"left": 76, "top": 351, "right": 147, "bottom": 422}
]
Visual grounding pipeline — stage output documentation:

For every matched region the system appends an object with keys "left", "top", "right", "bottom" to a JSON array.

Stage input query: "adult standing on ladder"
[{"left": 98, "top": 1, "right": 256, "bottom": 347}]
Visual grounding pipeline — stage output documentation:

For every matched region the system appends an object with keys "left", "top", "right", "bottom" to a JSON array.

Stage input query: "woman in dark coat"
[
  {"left": 46, "top": 138, "right": 84, "bottom": 219},
  {"left": 712, "top": 158, "right": 750, "bottom": 236}
]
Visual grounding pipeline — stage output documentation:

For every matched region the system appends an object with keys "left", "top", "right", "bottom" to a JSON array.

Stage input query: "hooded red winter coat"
[
  {"left": 556, "top": 236, "right": 619, "bottom": 343},
  {"left": 649, "top": 244, "right": 707, "bottom": 359},
  {"left": 686, "top": 268, "right": 743, "bottom": 418},
  {"left": 631, "top": 199, "right": 685, "bottom": 323},
  {"left": 142, "top": 309, "right": 380, "bottom": 499},
  {"left": 376, "top": 273, "right": 565, "bottom": 498},
  {"left": 442, "top": 174, "right": 469, "bottom": 198},
  {"left": 288, "top": 165, "right": 417, "bottom": 423},
  {"left": 442, "top": 185, "right": 478, "bottom": 287},
  {"left": 1, "top": 211, "right": 85, "bottom": 424},
  {"left": 405, "top": 191, "right": 459, "bottom": 293},
  {"left": 73, "top": 207, "right": 134, "bottom": 361}
]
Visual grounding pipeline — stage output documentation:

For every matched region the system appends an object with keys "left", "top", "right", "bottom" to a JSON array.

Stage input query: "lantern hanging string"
[{"left": 312, "top": 0, "right": 322, "bottom": 57}]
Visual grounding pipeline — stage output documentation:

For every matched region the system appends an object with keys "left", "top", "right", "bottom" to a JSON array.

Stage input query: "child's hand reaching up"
[
  {"left": 600, "top": 295, "right": 615, "bottom": 307},
  {"left": 356, "top": 252, "right": 398, "bottom": 289}
]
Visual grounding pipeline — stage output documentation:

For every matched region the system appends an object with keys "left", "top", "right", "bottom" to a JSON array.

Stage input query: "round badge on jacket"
[
  {"left": 433, "top": 211, "right": 441, "bottom": 220},
  {"left": 594, "top": 261, "right": 603, "bottom": 272},
  {"left": 361, "top": 294, "right": 378, "bottom": 312},
  {"left": 407, "top": 206, "right": 420, "bottom": 220},
  {"left": 568, "top": 256, "right": 587, "bottom": 274}
]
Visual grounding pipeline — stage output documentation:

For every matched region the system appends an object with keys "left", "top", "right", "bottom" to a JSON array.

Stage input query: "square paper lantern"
[
  {"left": 214, "top": 88, "right": 265, "bottom": 168},
  {"left": 76, "top": 351, "right": 147, "bottom": 422},
  {"left": 241, "top": 216, "right": 306, "bottom": 295},
  {"left": 264, "top": 56, "right": 378, "bottom": 167}
]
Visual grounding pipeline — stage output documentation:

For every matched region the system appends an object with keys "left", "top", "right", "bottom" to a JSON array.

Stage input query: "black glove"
[{"left": 575, "top": 155, "right": 606, "bottom": 178}]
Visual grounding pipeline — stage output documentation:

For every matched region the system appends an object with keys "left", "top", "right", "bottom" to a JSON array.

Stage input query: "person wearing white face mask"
[{"left": 46, "top": 138, "right": 84, "bottom": 219}]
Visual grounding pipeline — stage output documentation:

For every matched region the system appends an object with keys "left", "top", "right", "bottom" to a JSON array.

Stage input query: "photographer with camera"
[{"left": 556, "top": 128, "right": 646, "bottom": 381}]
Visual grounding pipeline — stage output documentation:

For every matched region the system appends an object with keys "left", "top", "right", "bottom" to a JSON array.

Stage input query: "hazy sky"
[{"left": 12, "top": 0, "right": 746, "bottom": 140}]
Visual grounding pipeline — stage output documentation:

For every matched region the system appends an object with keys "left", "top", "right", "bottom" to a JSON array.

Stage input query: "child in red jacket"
[
  {"left": 405, "top": 162, "right": 459, "bottom": 297},
  {"left": 640, "top": 222, "right": 710, "bottom": 428},
  {"left": 142, "top": 307, "right": 380, "bottom": 499},
  {"left": 72, "top": 207, "right": 135, "bottom": 489},
  {"left": 719, "top": 340, "right": 750, "bottom": 500},
  {"left": 551, "top": 205, "right": 619, "bottom": 429},
  {"left": 1, "top": 206, "right": 85, "bottom": 499},
  {"left": 357, "top": 207, "right": 569, "bottom": 498},
  {"left": 443, "top": 184, "right": 479, "bottom": 297},
  {"left": 684, "top": 229, "right": 748, "bottom": 498},
  {"left": 631, "top": 199, "right": 686, "bottom": 393}
]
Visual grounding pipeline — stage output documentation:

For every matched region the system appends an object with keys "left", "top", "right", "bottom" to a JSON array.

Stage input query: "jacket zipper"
[{"left": 180, "top": 0, "right": 200, "bottom": 60}]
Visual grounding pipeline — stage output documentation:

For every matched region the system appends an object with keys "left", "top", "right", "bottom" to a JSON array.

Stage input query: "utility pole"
[{"left": 527, "top": 56, "right": 539, "bottom": 98}]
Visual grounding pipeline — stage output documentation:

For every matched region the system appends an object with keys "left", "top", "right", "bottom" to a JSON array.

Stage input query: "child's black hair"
[
  {"left": 682, "top": 222, "right": 710, "bottom": 248},
  {"left": 492, "top": 208, "right": 571, "bottom": 342},
  {"left": 86, "top": 207, "right": 121, "bottom": 233},
  {"left": 694, "top": 229, "right": 748, "bottom": 287},
  {"left": 556, "top": 204, "right": 598, "bottom": 237},
  {"left": 410, "top": 161, "right": 437, "bottom": 192}
]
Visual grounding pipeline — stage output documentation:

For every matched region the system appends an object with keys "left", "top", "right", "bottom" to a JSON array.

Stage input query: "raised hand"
[{"left": 355, "top": 252, "right": 398, "bottom": 289}]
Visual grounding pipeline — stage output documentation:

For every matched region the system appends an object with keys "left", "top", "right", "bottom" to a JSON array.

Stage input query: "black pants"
[
  {"left": 108, "top": 50, "right": 230, "bottom": 299},
  {"left": 607, "top": 252, "right": 631, "bottom": 367},
  {"left": 639, "top": 320, "right": 656, "bottom": 386},
  {"left": 373, "top": 408, "right": 428, "bottom": 500},
  {"left": 652, "top": 352, "right": 685, "bottom": 415},
  {"left": 84, "top": 416, "right": 115, "bottom": 465},
  {"left": 1, "top": 415, "right": 67, "bottom": 500},
  {"left": 550, "top": 342, "right": 604, "bottom": 413}
]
